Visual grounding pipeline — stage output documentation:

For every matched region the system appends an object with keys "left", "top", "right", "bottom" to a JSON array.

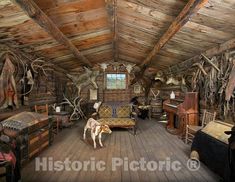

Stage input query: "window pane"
[{"left": 106, "top": 73, "right": 126, "bottom": 89}]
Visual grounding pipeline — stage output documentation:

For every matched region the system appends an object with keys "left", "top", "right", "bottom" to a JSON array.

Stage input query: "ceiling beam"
[
  {"left": 105, "top": 0, "right": 118, "bottom": 62},
  {"left": 1, "top": 43, "right": 68, "bottom": 75},
  {"left": 140, "top": 0, "right": 208, "bottom": 66},
  {"left": 164, "top": 38, "right": 235, "bottom": 75},
  {"left": 11, "top": 0, "right": 92, "bottom": 68},
  {"left": 113, "top": 0, "right": 118, "bottom": 62}
]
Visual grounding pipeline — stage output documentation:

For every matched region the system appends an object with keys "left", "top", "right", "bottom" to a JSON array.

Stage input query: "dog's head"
[{"left": 101, "top": 125, "right": 112, "bottom": 134}]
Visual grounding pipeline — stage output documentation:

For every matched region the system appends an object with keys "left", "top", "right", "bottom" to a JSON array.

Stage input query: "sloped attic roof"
[{"left": 0, "top": 0, "right": 235, "bottom": 73}]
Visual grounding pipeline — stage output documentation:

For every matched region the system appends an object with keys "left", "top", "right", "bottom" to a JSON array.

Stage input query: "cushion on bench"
[
  {"left": 98, "top": 105, "right": 112, "bottom": 118},
  {"left": 98, "top": 104, "right": 136, "bottom": 134},
  {"left": 116, "top": 105, "right": 131, "bottom": 118},
  {"left": 98, "top": 118, "right": 135, "bottom": 127}
]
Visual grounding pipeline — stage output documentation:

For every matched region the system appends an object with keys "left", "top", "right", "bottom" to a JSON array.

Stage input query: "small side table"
[{"left": 53, "top": 111, "right": 70, "bottom": 134}]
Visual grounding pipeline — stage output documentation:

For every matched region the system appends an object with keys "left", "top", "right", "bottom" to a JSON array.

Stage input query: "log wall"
[
  {"left": 163, "top": 49, "right": 235, "bottom": 124},
  {"left": 79, "top": 67, "right": 144, "bottom": 104},
  {"left": 0, "top": 49, "right": 66, "bottom": 119}
]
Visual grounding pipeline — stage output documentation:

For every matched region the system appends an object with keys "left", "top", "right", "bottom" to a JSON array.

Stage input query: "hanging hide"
[
  {"left": 0, "top": 54, "right": 19, "bottom": 109},
  {"left": 225, "top": 59, "right": 235, "bottom": 101},
  {"left": 139, "top": 77, "right": 155, "bottom": 104},
  {"left": 130, "top": 65, "right": 148, "bottom": 86}
]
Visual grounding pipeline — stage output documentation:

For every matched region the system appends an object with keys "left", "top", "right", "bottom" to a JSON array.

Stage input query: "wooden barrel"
[{"left": 150, "top": 99, "right": 163, "bottom": 116}]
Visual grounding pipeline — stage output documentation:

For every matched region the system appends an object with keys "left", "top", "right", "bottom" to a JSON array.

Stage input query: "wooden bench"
[{"left": 97, "top": 105, "right": 137, "bottom": 135}]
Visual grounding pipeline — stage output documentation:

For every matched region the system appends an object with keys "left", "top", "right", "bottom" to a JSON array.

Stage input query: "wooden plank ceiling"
[{"left": 1, "top": 0, "right": 235, "bottom": 72}]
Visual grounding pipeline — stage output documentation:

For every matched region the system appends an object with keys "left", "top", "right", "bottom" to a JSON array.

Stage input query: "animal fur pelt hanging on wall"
[{"left": 0, "top": 54, "right": 19, "bottom": 109}]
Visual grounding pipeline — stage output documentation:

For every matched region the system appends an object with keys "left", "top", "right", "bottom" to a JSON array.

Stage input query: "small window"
[{"left": 106, "top": 73, "right": 126, "bottom": 89}]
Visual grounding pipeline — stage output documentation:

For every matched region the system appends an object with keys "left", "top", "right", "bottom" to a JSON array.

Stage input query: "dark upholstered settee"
[{"left": 97, "top": 105, "right": 137, "bottom": 135}]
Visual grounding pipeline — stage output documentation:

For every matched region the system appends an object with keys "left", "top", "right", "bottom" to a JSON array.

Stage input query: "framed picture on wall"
[
  {"left": 134, "top": 84, "right": 141, "bottom": 94},
  {"left": 89, "top": 89, "right": 98, "bottom": 100}
]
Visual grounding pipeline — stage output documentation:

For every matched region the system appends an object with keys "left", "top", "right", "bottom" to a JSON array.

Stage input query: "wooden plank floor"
[{"left": 22, "top": 119, "right": 220, "bottom": 182}]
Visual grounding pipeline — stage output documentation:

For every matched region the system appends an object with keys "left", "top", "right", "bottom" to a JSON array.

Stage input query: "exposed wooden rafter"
[
  {"left": 140, "top": 0, "right": 208, "bottom": 66},
  {"left": 164, "top": 38, "right": 235, "bottom": 75},
  {"left": 0, "top": 43, "right": 68, "bottom": 76},
  {"left": 105, "top": 0, "right": 118, "bottom": 62},
  {"left": 11, "top": 0, "right": 92, "bottom": 68},
  {"left": 113, "top": 0, "right": 118, "bottom": 62}
]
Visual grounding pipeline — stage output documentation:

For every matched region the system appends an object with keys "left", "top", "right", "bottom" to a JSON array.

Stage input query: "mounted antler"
[
  {"left": 60, "top": 94, "right": 86, "bottom": 120},
  {"left": 150, "top": 89, "right": 160, "bottom": 100},
  {"left": 67, "top": 67, "right": 99, "bottom": 95},
  {"left": 31, "top": 58, "right": 54, "bottom": 76}
]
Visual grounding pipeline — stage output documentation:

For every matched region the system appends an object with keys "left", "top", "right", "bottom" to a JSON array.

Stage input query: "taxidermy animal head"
[
  {"left": 99, "top": 63, "right": 109, "bottom": 72},
  {"left": 123, "top": 63, "right": 136, "bottom": 74},
  {"left": 67, "top": 67, "right": 100, "bottom": 95},
  {"left": 154, "top": 71, "right": 165, "bottom": 83},
  {"left": 166, "top": 75, "right": 186, "bottom": 86}
]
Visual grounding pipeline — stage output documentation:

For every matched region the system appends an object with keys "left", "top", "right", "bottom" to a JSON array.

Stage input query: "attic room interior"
[{"left": 0, "top": 0, "right": 235, "bottom": 181}]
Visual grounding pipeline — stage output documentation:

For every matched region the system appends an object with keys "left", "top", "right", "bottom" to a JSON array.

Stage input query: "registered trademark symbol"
[{"left": 187, "top": 158, "right": 200, "bottom": 171}]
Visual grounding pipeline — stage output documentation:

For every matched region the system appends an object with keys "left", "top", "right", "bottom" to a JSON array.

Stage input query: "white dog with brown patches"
[{"left": 83, "top": 118, "right": 112, "bottom": 149}]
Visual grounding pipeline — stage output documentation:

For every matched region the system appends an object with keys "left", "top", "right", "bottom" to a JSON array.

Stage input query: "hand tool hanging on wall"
[{"left": 20, "top": 64, "right": 34, "bottom": 105}]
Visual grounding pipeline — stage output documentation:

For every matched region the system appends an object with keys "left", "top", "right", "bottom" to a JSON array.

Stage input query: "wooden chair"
[
  {"left": 185, "top": 110, "right": 216, "bottom": 144},
  {"left": 34, "top": 104, "right": 49, "bottom": 115}
]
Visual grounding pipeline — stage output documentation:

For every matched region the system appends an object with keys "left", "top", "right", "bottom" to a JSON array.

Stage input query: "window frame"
[{"left": 105, "top": 72, "right": 127, "bottom": 90}]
